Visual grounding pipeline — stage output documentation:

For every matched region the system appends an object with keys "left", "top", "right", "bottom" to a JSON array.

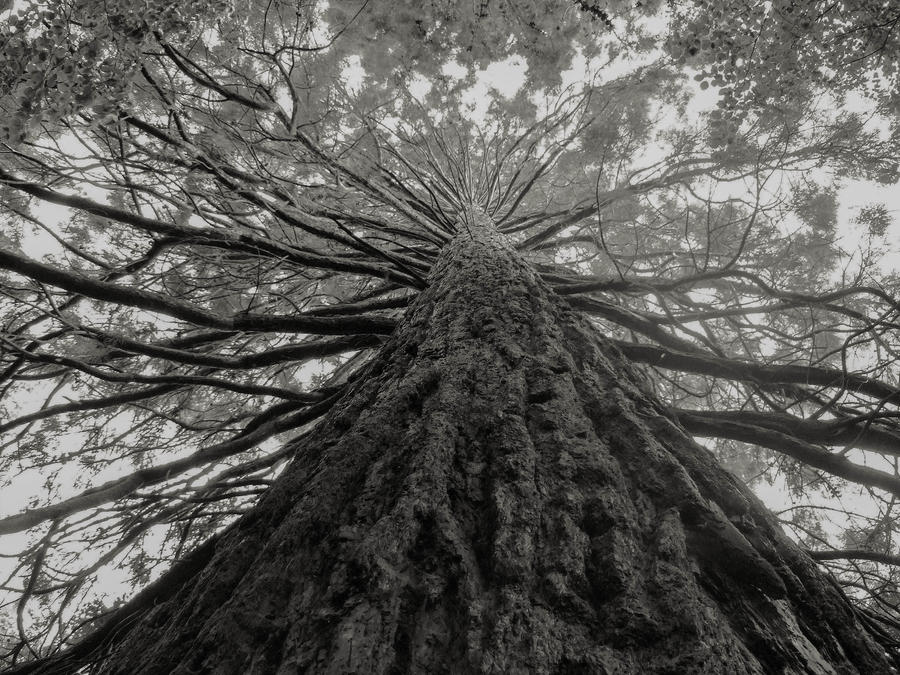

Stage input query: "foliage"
[
  {"left": 665, "top": 0, "right": 900, "bottom": 144},
  {"left": 2, "top": 0, "right": 900, "bottom": 666}
]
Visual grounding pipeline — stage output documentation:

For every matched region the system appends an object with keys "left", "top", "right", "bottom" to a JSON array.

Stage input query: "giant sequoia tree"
[{"left": 3, "top": 1, "right": 900, "bottom": 672}]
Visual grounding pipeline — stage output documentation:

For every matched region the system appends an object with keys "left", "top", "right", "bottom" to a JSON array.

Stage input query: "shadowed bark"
[{"left": 20, "top": 211, "right": 894, "bottom": 674}]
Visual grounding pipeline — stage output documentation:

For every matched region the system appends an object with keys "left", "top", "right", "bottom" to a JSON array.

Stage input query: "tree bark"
[{"left": 50, "top": 211, "right": 895, "bottom": 673}]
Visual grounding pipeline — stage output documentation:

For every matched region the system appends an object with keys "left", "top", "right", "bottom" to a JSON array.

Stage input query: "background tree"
[{"left": 2, "top": 0, "right": 900, "bottom": 671}]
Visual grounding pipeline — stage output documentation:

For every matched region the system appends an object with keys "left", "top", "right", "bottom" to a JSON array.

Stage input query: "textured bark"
[{"left": 58, "top": 212, "right": 894, "bottom": 673}]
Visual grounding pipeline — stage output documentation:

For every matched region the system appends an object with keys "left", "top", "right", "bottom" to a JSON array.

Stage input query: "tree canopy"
[{"left": 2, "top": 0, "right": 900, "bottom": 666}]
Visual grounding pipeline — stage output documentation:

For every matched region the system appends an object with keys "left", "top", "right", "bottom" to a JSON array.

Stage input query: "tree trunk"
[{"left": 72, "top": 212, "right": 896, "bottom": 672}]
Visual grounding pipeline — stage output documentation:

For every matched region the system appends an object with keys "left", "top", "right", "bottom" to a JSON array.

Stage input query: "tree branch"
[
  {"left": 672, "top": 410, "right": 900, "bottom": 497},
  {"left": 0, "top": 397, "right": 336, "bottom": 536},
  {"left": 671, "top": 408, "right": 900, "bottom": 457},
  {"left": 617, "top": 341, "right": 900, "bottom": 404},
  {"left": 0, "top": 247, "right": 398, "bottom": 335},
  {"left": 807, "top": 548, "right": 900, "bottom": 566}
]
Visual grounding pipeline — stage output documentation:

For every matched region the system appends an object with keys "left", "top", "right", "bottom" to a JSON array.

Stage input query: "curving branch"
[
  {"left": 0, "top": 396, "right": 337, "bottom": 536},
  {"left": 0, "top": 167, "right": 422, "bottom": 285},
  {"left": 0, "top": 384, "right": 181, "bottom": 434},
  {"left": 673, "top": 410, "right": 900, "bottom": 497},
  {"left": 616, "top": 340, "right": 900, "bottom": 404},
  {"left": 807, "top": 549, "right": 900, "bottom": 566},
  {"left": 0, "top": 246, "right": 398, "bottom": 335},
  {"left": 670, "top": 408, "right": 900, "bottom": 457},
  {"left": 79, "top": 329, "right": 384, "bottom": 370}
]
